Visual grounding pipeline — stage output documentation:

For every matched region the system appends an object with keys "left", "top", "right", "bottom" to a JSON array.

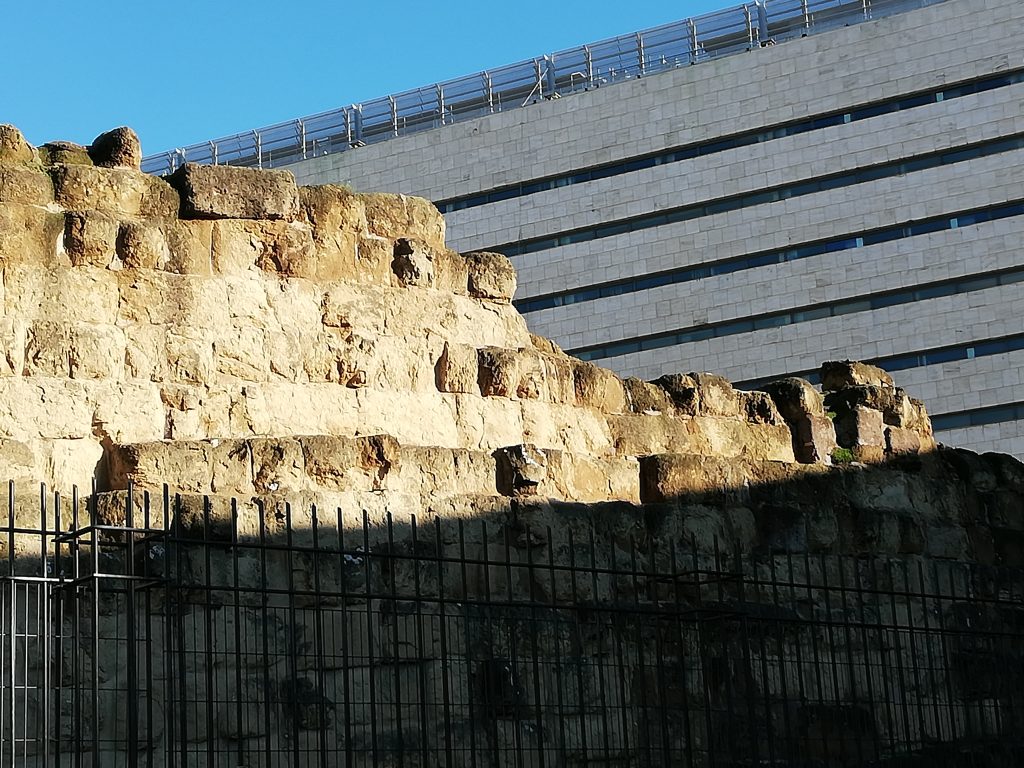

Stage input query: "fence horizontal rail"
[{"left": 141, "top": 0, "right": 946, "bottom": 177}]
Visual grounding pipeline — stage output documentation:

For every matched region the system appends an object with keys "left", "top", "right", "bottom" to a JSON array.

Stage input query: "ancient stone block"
[
  {"left": 794, "top": 414, "right": 838, "bottom": 464},
  {"left": 639, "top": 453, "right": 801, "bottom": 504},
  {"left": 477, "top": 347, "right": 519, "bottom": 398},
  {"left": 435, "top": 341, "right": 478, "bottom": 394},
  {"left": 23, "top": 321, "right": 125, "bottom": 380},
  {"left": 690, "top": 371, "right": 742, "bottom": 417},
  {"left": 742, "top": 390, "right": 785, "bottom": 425},
  {"left": 0, "top": 167, "right": 53, "bottom": 206},
  {"left": 159, "top": 219, "right": 214, "bottom": 275},
  {"left": 64, "top": 210, "right": 120, "bottom": 267},
  {"left": 391, "top": 237, "right": 436, "bottom": 288},
  {"left": 572, "top": 359, "right": 626, "bottom": 413},
  {"left": 465, "top": 251, "right": 516, "bottom": 302},
  {"left": 116, "top": 220, "right": 172, "bottom": 270},
  {"left": 211, "top": 219, "right": 316, "bottom": 275},
  {"left": 496, "top": 444, "right": 548, "bottom": 496},
  {"left": 764, "top": 377, "right": 836, "bottom": 464},
  {"left": 886, "top": 426, "right": 927, "bottom": 456},
  {"left": 88, "top": 127, "right": 141, "bottom": 169},
  {"left": 0, "top": 204, "right": 65, "bottom": 265},
  {"left": 40, "top": 141, "right": 92, "bottom": 166},
  {"left": 106, "top": 440, "right": 215, "bottom": 494},
  {"left": 623, "top": 377, "right": 676, "bottom": 415},
  {"left": 168, "top": 162, "right": 299, "bottom": 220},
  {"left": 821, "top": 360, "right": 894, "bottom": 390},
  {"left": 763, "top": 377, "right": 826, "bottom": 422},
  {"left": 652, "top": 373, "right": 700, "bottom": 415},
  {"left": 51, "top": 164, "right": 179, "bottom": 217},
  {"left": 360, "top": 193, "right": 445, "bottom": 250},
  {"left": 0, "top": 125, "right": 35, "bottom": 165},
  {"left": 833, "top": 405, "right": 885, "bottom": 460}
]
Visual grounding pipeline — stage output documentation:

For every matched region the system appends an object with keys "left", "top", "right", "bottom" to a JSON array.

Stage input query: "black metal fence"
[{"left": 3, "top": 485, "right": 1024, "bottom": 767}]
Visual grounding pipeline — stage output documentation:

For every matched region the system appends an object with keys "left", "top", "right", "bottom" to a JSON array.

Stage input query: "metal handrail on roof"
[{"left": 141, "top": 0, "right": 944, "bottom": 176}]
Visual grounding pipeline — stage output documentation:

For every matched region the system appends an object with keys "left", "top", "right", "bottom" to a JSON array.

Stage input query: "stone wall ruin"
[{"left": 1, "top": 125, "right": 1023, "bottom": 766}]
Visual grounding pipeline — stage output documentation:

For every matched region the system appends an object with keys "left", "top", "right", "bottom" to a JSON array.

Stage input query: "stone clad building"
[{"left": 144, "top": 0, "right": 1024, "bottom": 457}]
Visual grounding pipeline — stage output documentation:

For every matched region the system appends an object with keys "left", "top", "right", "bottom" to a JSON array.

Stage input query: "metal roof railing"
[{"left": 142, "top": 0, "right": 945, "bottom": 176}]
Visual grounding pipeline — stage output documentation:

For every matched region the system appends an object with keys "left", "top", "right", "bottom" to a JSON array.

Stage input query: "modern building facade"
[{"left": 145, "top": 0, "right": 1024, "bottom": 456}]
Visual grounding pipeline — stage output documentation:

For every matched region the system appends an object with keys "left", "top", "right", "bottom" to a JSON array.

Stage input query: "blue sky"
[{"left": 2, "top": 1, "right": 723, "bottom": 156}]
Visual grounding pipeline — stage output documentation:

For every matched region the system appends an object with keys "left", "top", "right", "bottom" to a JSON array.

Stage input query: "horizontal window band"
[
  {"left": 931, "top": 401, "right": 1024, "bottom": 432},
  {"left": 733, "top": 332, "right": 1024, "bottom": 391},
  {"left": 485, "top": 130, "right": 1024, "bottom": 258},
  {"left": 515, "top": 199, "right": 1024, "bottom": 315},
  {"left": 436, "top": 69, "right": 1024, "bottom": 215},
  {"left": 566, "top": 266, "right": 1024, "bottom": 362}
]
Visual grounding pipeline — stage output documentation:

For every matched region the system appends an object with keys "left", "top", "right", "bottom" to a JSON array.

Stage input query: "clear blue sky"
[{"left": 1, "top": 1, "right": 723, "bottom": 156}]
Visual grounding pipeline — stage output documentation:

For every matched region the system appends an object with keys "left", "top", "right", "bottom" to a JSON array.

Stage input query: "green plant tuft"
[{"left": 831, "top": 447, "right": 855, "bottom": 464}]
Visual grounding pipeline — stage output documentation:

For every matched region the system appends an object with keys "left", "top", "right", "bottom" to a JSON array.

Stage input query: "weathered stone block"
[
  {"left": 623, "top": 377, "right": 676, "bottom": 415},
  {"left": 794, "top": 414, "right": 838, "bottom": 464},
  {"left": 639, "top": 453, "right": 802, "bottom": 504},
  {"left": 0, "top": 167, "right": 53, "bottom": 206},
  {"left": 466, "top": 251, "right": 516, "bottom": 302},
  {"left": 0, "top": 204, "right": 65, "bottom": 265},
  {"left": 116, "top": 220, "right": 172, "bottom": 270},
  {"left": 211, "top": 219, "right": 315, "bottom": 275},
  {"left": 477, "top": 347, "right": 519, "bottom": 397},
  {"left": 360, "top": 193, "right": 445, "bottom": 250},
  {"left": 886, "top": 426, "right": 923, "bottom": 456},
  {"left": 833, "top": 404, "right": 885, "bottom": 450},
  {"left": 652, "top": 373, "right": 700, "bottom": 415},
  {"left": 572, "top": 359, "right": 626, "bottom": 414},
  {"left": 391, "top": 237, "right": 436, "bottom": 288},
  {"left": 691, "top": 371, "right": 742, "bottom": 417},
  {"left": 764, "top": 377, "right": 826, "bottom": 422},
  {"left": 88, "top": 127, "right": 141, "bottom": 169},
  {"left": 435, "top": 341, "right": 478, "bottom": 394},
  {"left": 64, "top": 210, "right": 120, "bottom": 267},
  {"left": 168, "top": 163, "right": 299, "bottom": 220},
  {"left": 23, "top": 321, "right": 125, "bottom": 380},
  {"left": 821, "top": 360, "right": 894, "bottom": 391},
  {"left": 107, "top": 440, "right": 215, "bottom": 494},
  {"left": 0, "top": 125, "right": 35, "bottom": 165},
  {"left": 40, "top": 141, "right": 92, "bottom": 166},
  {"left": 51, "top": 164, "right": 179, "bottom": 217}
]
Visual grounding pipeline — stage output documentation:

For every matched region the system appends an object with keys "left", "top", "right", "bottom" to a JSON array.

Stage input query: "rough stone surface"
[
  {"left": 821, "top": 359, "right": 895, "bottom": 390},
  {"left": 0, "top": 125, "right": 34, "bottom": 166},
  {"left": 2, "top": 125, "right": 1023, "bottom": 768},
  {"left": 168, "top": 162, "right": 299, "bottom": 220},
  {"left": 88, "top": 127, "right": 142, "bottom": 169},
  {"left": 40, "top": 141, "right": 93, "bottom": 166}
]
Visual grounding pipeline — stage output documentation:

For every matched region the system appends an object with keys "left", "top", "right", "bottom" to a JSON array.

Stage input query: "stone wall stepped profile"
[
  {"left": 0, "top": 121, "right": 1001, "bottom": 557},
  {"left": 5, "top": 125, "right": 1024, "bottom": 768}
]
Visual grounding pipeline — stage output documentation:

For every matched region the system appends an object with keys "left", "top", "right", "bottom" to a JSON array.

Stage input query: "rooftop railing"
[{"left": 142, "top": 0, "right": 944, "bottom": 176}]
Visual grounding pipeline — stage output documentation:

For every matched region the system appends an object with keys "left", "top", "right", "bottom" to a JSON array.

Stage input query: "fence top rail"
[{"left": 141, "top": 0, "right": 946, "bottom": 175}]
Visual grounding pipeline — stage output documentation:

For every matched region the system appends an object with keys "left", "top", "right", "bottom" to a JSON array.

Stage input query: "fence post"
[
  {"left": 297, "top": 119, "right": 306, "bottom": 160},
  {"left": 688, "top": 19, "right": 699, "bottom": 63},
  {"left": 351, "top": 104, "right": 364, "bottom": 146},
  {"left": 437, "top": 84, "right": 446, "bottom": 126},
  {"left": 636, "top": 32, "right": 646, "bottom": 75},
  {"left": 389, "top": 95, "right": 399, "bottom": 137},
  {"left": 483, "top": 71, "right": 494, "bottom": 113},
  {"left": 253, "top": 130, "right": 262, "bottom": 170}
]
